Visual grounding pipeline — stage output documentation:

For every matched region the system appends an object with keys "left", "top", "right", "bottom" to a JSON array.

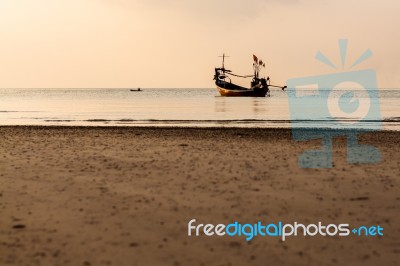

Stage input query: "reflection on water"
[
  {"left": 214, "top": 97, "right": 267, "bottom": 114},
  {"left": 0, "top": 88, "right": 399, "bottom": 130},
  {"left": 252, "top": 98, "right": 267, "bottom": 114},
  {"left": 214, "top": 97, "right": 226, "bottom": 113}
]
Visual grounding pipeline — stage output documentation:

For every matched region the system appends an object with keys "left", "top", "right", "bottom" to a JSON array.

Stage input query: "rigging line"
[{"left": 226, "top": 72, "right": 254, "bottom": 78}]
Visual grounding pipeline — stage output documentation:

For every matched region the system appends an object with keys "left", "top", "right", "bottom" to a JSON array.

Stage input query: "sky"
[{"left": 0, "top": 0, "right": 399, "bottom": 88}]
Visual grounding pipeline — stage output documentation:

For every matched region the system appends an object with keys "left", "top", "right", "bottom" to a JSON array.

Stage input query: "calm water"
[{"left": 0, "top": 88, "right": 399, "bottom": 130}]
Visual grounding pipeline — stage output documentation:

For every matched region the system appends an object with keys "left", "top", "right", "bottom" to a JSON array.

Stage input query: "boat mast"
[
  {"left": 253, "top": 62, "right": 259, "bottom": 78},
  {"left": 219, "top": 53, "right": 229, "bottom": 69}
]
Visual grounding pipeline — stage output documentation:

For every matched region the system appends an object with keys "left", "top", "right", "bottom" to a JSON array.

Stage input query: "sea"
[{"left": 0, "top": 88, "right": 399, "bottom": 131}]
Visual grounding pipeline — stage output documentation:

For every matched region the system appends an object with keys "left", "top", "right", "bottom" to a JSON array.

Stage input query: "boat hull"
[{"left": 216, "top": 82, "right": 268, "bottom": 97}]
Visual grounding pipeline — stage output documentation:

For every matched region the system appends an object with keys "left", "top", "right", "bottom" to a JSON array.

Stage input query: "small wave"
[
  {"left": 384, "top": 117, "right": 400, "bottom": 122},
  {"left": 41, "top": 118, "right": 389, "bottom": 124},
  {"left": 0, "top": 110, "right": 41, "bottom": 113}
]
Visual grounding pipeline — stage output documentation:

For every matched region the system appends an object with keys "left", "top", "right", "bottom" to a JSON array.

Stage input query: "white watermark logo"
[
  {"left": 286, "top": 39, "right": 382, "bottom": 168},
  {"left": 188, "top": 219, "right": 384, "bottom": 242}
]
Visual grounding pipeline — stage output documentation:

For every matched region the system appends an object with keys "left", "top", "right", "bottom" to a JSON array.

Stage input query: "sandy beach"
[{"left": 0, "top": 126, "right": 399, "bottom": 266}]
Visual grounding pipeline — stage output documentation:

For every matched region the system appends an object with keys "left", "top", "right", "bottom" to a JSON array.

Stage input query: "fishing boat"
[{"left": 214, "top": 54, "right": 286, "bottom": 97}]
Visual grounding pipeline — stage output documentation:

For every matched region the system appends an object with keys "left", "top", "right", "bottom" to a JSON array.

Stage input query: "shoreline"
[{"left": 0, "top": 124, "right": 399, "bottom": 132}]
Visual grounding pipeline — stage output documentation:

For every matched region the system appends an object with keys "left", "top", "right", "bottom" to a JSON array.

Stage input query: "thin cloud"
[{"left": 100, "top": 0, "right": 300, "bottom": 19}]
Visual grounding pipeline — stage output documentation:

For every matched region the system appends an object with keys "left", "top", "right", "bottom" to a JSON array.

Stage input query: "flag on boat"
[{"left": 253, "top": 54, "right": 258, "bottom": 63}]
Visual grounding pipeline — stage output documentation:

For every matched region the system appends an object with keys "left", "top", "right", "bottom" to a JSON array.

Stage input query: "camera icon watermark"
[{"left": 286, "top": 39, "right": 382, "bottom": 168}]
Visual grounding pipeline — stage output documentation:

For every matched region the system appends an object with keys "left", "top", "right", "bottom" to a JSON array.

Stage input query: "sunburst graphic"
[
  {"left": 315, "top": 39, "right": 373, "bottom": 70},
  {"left": 313, "top": 39, "right": 375, "bottom": 123},
  {"left": 286, "top": 39, "right": 381, "bottom": 168}
]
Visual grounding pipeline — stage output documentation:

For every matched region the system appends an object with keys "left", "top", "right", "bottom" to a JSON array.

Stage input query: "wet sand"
[{"left": 0, "top": 126, "right": 399, "bottom": 266}]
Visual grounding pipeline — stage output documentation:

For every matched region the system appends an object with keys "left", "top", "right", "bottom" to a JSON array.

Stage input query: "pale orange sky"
[{"left": 0, "top": 0, "right": 399, "bottom": 88}]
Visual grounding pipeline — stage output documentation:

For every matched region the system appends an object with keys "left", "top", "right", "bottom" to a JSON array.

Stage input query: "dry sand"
[{"left": 0, "top": 126, "right": 399, "bottom": 266}]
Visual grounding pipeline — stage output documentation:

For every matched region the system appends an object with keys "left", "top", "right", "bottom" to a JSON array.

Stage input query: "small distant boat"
[
  {"left": 214, "top": 54, "right": 286, "bottom": 97},
  {"left": 130, "top": 88, "right": 142, "bottom": 92}
]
